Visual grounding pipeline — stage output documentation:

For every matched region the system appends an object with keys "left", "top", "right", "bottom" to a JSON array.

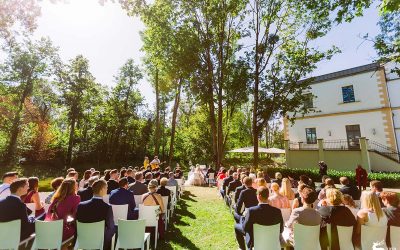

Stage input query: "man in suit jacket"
[
  {"left": 234, "top": 174, "right": 247, "bottom": 204},
  {"left": 109, "top": 177, "right": 137, "bottom": 220},
  {"left": 0, "top": 178, "right": 35, "bottom": 241},
  {"left": 76, "top": 179, "right": 115, "bottom": 250},
  {"left": 234, "top": 177, "right": 258, "bottom": 222},
  {"left": 128, "top": 172, "right": 148, "bottom": 195},
  {"left": 226, "top": 173, "right": 241, "bottom": 206},
  {"left": 221, "top": 170, "right": 234, "bottom": 198},
  {"left": 339, "top": 176, "right": 360, "bottom": 200},
  {"left": 235, "top": 186, "right": 284, "bottom": 250},
  {"left": 107, "top": 169, "right": 119, "bottom": 194},
  {"left": 78, "top": 176, "right": 98, "bottom": 202}
]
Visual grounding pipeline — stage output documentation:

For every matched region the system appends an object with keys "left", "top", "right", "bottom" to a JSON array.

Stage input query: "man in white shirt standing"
[{"left": 0, "top": 172, "right": 18, "bottom": 200}]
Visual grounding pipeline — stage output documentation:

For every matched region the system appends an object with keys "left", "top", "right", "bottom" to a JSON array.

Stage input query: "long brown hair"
[{"left": 51, "top": 179, "right": 76, "bottom": 204}]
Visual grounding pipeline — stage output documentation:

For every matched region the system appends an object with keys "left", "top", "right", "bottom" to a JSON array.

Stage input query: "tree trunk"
[
  {"left": 66, "top": 115, "right": 76, "bottom": 166},
  {"left": 168, "top": 80, "right": 182, "bottom": 166},
  {"left": 253, "top": 2, "right": 260, "bottom": 168},
  {"left": 217, "top": 86, "right": 224, "bottom": 168},
  {"left": 154, "top": 68, "right": 160, "bottom": 156}
]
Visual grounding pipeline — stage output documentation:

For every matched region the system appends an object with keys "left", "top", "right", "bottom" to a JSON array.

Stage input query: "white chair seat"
[
  {"left": 294, "top": 224, "right": 321, "bottom": 250},
  {"left": 139, "top": 204, "right": 159, "bottom": 249},
  {"left": 111, "top": 204, "right": 129, "bottom": 225},
  {"left": 390, "top": 225, "right": 400, "bottom": 250},
  {"left": 134, "top": 195, "right": 143, "bottom": 208},
  {"left": 0, "top": 220, "right": 21, "bottom": 250},
  {"left": 253, "top": 223, "right": 281, "bottom": 250},
  {"left": 361, "top": 225, "right": 387, "bottom": 250},
  {"left": 116, "top": 219, "right": 150, "bottom": 250},
  {"left": 32, "top": 220, "right": 63, "bottom": 250},
  {"left": 74, "top": 221, "right": 104, "bottom": 250}
]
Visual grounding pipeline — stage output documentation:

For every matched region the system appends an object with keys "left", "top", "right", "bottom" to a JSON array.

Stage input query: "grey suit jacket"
[
  {"left": 128, "top": 181, "right": 148, "bottom": 195},
  {"left": 285, "top": 206, "right": 321, "bottom": 230}
]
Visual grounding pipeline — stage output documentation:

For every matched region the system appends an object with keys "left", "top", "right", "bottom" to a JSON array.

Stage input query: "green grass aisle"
[{"left": 158, "top": 186, "right": 237, "bottom": 250}]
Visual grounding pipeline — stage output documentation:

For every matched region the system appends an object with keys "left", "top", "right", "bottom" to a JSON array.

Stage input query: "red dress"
[
  {"left": 355, "top": 167, "right": 368, "bottom": 189},
  {"left": 24, "top": 190, "right": 45, "bottom": 217},
  {"left": 46, "top": 195, "right": 81, "bottom": 241}
]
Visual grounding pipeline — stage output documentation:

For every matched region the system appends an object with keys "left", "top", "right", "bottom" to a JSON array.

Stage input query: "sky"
[{"left": 34, "top": 0, "right": 381, "bottom": 106}]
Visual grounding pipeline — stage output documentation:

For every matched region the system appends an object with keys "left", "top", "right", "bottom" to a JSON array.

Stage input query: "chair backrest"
[
  {"left": 253, "top": 224, "right": 281, "bottom": 250},
  {"left": 111, "top": 204, "right": 129, "bottom": 225},
  {"left": 294, "top": 224, "right": 321, "bottom": 250},
  {"left": 38, "top": 192, "right": 51, "bottom": 202},
  {"left": 117, "top": 219, "right": 146, "bottom": 249},
  {"left": 165, "top": 186, "right": 177, "bottom": 196},
  {"left": 281, "top": 208, "right": 291, "bottom": 222},
  {"left": 337, "top": 225, "right": 355, "bottom": 250},
  {"left": 34, "top": 220, "right": 63, "bottom": 249},
  {"left": 134, "top": 195, "right": 143, "bottom": 208},
  {"left": 161, "top": 196, "right": 169, "bottom": 212},
  {"left": 26, "top": 202, "right": 35, "bottom": 215},
  {"left": 103, "top": 195, "right": 109, "bottom": 204},
  {"left": 208, "top": 173, "right": 215, "bottom": 179},
  {"left": 76, "top": 221, "right": 104, "bottom": 250},
  {"left": 0, "top": 220, "right": 20, "bottom": 250},
  {"left": 361, "top": 225, "right": 387, "bottom": 250},
  {"left": 176, "top": 179, "right": 183, "bottom": 186},
  {"left": 390, "top": 225, "right": 400, "bottom": 250},
  {"left": 138, "top": 204, "right": 159, "bottom": 227}
]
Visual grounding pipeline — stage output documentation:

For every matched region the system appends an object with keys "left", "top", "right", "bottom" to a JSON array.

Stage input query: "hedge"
[{"left": 263, "top": 166, "right": 400, "bottom": 188}]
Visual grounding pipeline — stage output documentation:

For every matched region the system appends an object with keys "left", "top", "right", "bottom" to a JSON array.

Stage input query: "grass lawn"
[{"left": 158, "top": 186, "right": 237, "bottom": 250}]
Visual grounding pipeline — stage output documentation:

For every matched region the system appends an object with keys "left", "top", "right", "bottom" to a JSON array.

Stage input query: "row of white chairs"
[{"left": 252, "top": 223, "right": 400, "bottom": 250}]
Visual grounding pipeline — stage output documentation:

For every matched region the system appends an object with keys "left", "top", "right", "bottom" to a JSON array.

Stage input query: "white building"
[{"left": 284, "top": 62, "right": 400, "bottom": 171}]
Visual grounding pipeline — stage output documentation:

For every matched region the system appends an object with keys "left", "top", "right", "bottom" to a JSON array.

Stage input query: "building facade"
[{"left": 284, "top": 62, "right": 400, "bottom": 171}]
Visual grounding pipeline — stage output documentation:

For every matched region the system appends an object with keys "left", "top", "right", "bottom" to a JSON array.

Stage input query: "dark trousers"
[
  {"left": 220, "top": 189, "right": 225, "bottom": 198},
  {"left": 234, "top": 212, "right": 242, "bottom": 223},
  {"left": 234, "top": 223, "right": 246, "bottom": 250}
]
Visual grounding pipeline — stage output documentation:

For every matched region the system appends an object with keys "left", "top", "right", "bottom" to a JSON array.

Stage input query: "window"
[
  {"left": 304, "top": 93, "right": 313, "bottom": 109},
  {"left": 305, "top": 128, "right": 317, "bottom": 144},
  {"left": 342, "top": 85, "right": 355, "bottom": 103}
]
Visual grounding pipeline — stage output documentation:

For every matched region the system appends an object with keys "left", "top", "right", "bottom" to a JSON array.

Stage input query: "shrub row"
[{"left": 263, "top": 166, "right": 400, "bottom": 188}]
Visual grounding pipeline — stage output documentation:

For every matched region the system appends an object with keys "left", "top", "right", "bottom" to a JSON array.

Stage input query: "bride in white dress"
[{"left": 185, "top": 165, "right": 205, "bottom": 186}]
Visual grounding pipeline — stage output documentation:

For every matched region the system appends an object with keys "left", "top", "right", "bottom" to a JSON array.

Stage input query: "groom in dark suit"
[{"left": 234, "top": 186, "right": 284, "bottom": 250}]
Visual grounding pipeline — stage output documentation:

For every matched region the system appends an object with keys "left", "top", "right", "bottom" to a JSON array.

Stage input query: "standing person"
[
  {"left": 76, "top": 179, "right": 115, "bottom": 250},
  {"left": 46, "top": 179, "right": 81, "bottom": 242},
  {"left": 355, "top": 165, "right": 368, "bottom": 191},
  {"left": 319, "top": 161, "right": 328, "bottom": 177},
  {"left": 150, "top": 156, "right": 161, "bottom": 170},
  {"left": 143, "top": 156, "right": 149, "bottom": 168},
  {"left": 0, "top": 172, "right": 18, "bottom": 199}
]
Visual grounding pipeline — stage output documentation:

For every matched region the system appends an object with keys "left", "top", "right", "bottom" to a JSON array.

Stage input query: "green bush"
[{"left": 264, "top": 166, "right": 400, "bottom": 188}]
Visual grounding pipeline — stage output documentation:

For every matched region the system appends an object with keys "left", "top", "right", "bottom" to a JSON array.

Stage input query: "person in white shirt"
[{"left": 0, "top": 172, "right": 18, "bottom": 199}]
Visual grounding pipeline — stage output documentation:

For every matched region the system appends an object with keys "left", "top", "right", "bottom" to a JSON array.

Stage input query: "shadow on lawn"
[{"left": 157, "top": 190, "right": 201, "bottom": 250}]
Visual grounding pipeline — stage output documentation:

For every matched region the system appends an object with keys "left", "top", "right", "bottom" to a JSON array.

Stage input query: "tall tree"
[{"left": 0, "top": 37, "right": 58, "bottom": 163}]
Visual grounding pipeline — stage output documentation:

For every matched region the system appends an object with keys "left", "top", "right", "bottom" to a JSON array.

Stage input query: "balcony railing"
[{"left": 289, "top": 142, "right": 318, "bottom": 150}]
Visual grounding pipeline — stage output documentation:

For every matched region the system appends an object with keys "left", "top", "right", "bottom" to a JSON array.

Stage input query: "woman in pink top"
[
  {"left": 268, "top": 182, "right": 290, "bottom": 208},
  {"left": 46, "top": 179, "right": 81, "bottom": 241}
]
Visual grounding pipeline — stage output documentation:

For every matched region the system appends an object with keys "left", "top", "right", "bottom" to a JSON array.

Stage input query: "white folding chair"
[
  {"left": 161, "top": 196, "right": 169, "bottom": 229},
  {"left": 281, "top": 208, "right": 291, "bottom": 222},
  {"left": 116, "top": 219, "right": 150, "bottom": 250},
  {"left": 361, "top": 225, "right": 387, "bottom": 250},
  {"left": 327, "top": 224, "right": 354, "bottom": 250},
  {"left": 31, "top": 220, "right": 63, "bottom": 250},
  {"left": 139, "top": 204, "right": 159, "bottom": 249},
  {"left": 111, "top": 204, "right": 129, "bottom": 225},
  {"left": 134, "top": 195, "right": 143, "bottom": 208},
  {"left": 74, "top": 221, "right": 104, "bottom": 250},
  {"left": 253, "top": 224, "right": 281, "bottom": 250},
  {"left": 390, "top": 225, "right": 400, "bottom": 250},
  {"left": 26, "top": 203, "right": 36, "bottom": 215},
  {"left": 165, "top": 186, "right": 177, "bottom": 209},
  {"left": 38, "top": 192, "right": 51, "bottom": 202},
  {"left": 0, "top": 220, "right": 21, "bottom": 250},
  {"left": 103, "top": 195, "right": 110, "bottom": 204},
  {"left": 293, "top": 224, "right": 321, "bottom": 250},
  {"left": 176, "top": 179, "right": 184, "bottom": 196}
]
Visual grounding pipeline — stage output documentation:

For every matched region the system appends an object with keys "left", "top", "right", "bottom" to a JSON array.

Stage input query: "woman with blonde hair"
[
  {"left": 280, "top": 178, "right": 295, "bottom": 200},
  {"left": 255, "top": 178, "right": 268, "bottom": 188},
  {"left": 318, "top": 178, "right": 336, "bottom": 200},
  {"left": 45, "top": 178, "right": 80, "bottom": 242},
  {"left": 268, "top": 182, "right": 290, "bottom": 208}
]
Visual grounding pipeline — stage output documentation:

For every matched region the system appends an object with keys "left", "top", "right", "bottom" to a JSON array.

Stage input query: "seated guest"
[
  {"left": 0, "top": 172, "right": 18, "bottom": 199},
  {"left": 23, "top": 177, "right": 45, "bottom": 217},
  {"left": 355, "top": 191, "right": 388, "bottom": 248},
  {"left": 91, "top": 171, "right": 101, "bottom": 178},
  {"left": 262, "top": 170, "right": 271, "bottom": 183},
  {"left": 380, "top": 191, "right": 400, "bottom": 248},
  {"left": 339, "top": 176, "right": 360, "bottom": 200},
  {"left": 76, "top": 180, "right": 115, "bottom": 250},
  {"left": 144, "top": 172, "right": 153, "bottom": 186},
  {"left": 142, "top": 166, "right": 152, "bottom": 178},
  {"left": 156, "top": 178, "right": 171, "bottom": 208},
  {"left": 235, "top": 186, "right": 283, "bottom": 250},
  {"left": 128, "top": 172, "right": 148, "bottom": 195},
  {"left": 234, "top": 174, "right": 247, "bottom": 204},
  {"left": 126, "top": 169, "right": 135, "bottom": 184},
  {"left": 316, "top": 175, "right": 329, "bottom": 194},
  {"left": 142, "top": 180, "right": 165, "bottom": 239},
  {"left": 255, "top": 178, "right": 268, "bottom": 189},
  {"left": 271, "top": 172, "right": 283, "bottom": 187},
  {"left": 342, "top": 194, "right": 359, "bottom": 218},
  {"left": 318, "top": 178, "right": 336, "bottom": 201},
  {"left": 0, "top": 178, "right": 35, "bottom": 240},
  {"left": 109, "top": 177, "right": 137, "bottom": 220},
  {"left": 280, "top": 178, "right": 295, "bottom": 200},
  {"left": 299, "top": 174, "right": 315, "bottom": 189},
  {"left": 370, "top": 180, "right": 384, "bottom": 207},
  {"left": 287, "top": 175, "right": 298, "bottom": 188},
  {"left": 67, "top": 171, "right": 78, "bottom": 181},
  {"left": 217, "top": 169, "right": 227, "bottom": 181},
  {"left": 234, "top": 177, "right": 258, "bottom": 222},
  {"left": 46, "top": 179, "right": 81, "bottom": 242},
  {"left": 78, "top": 176, "right": 98, "bottom": 202},
  {"left": 107, "top": 169, "right": 119, "bottom": 194},
  {"left": 79, "top": 170, "right": 92, "bottom": 190},
  {"left": 284, "top": 187, "right": 321, "bottom": 245},
  {"left": 221, "top": 170, "right": 234, "bottom": 198},
  {"left": 269, "top": 183, "right": 290, "bottom": 209},
  {"left": 174, "top": 167, "right": 183, "bottom": 179},
  {"left": 319, "top": 188, "right": 356, "bottom": 250},
  {"left": 45, "top": 177, "right": 64, "bottom": 204},
  {"left": 227, "top": 173, "right": 242, "bottom": 197},
  {"left": 292, "top": 184, "right": 308, "bottom": 210},
  {"left": 167, "top": 172, "right": 179, "bottom": 192},
  {"left": 103, "top": 169, "right": 111, "bottom": 181}
]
